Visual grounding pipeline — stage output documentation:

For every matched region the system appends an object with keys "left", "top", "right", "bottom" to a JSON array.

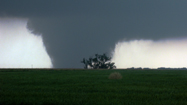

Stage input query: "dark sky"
[{"left": 1, "top": 0, "right": 187, "bottom": 68}]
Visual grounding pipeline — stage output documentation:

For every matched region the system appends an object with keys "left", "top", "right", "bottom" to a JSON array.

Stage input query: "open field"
[{"left": 1, "top": 69, "right": 187, "bottom": 105}]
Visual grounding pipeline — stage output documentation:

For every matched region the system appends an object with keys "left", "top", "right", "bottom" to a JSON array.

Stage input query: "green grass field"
[{"left": 1, "top": 69, "right": 187, "bottom": 105}]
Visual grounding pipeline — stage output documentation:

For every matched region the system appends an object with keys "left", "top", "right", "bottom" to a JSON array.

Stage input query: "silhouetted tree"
[{"left": 81, "top": 53, "right": 116, "bottom": 69}]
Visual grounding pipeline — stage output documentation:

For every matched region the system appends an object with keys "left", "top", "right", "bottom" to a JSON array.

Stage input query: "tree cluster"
[{"left": 81, "top": 53, "right": 116, "bottom": 69}]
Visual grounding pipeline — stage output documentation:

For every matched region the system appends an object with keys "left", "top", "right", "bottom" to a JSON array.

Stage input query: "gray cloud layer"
[{"left": 1, "top": 0, "right": 187, "bottom": 68}]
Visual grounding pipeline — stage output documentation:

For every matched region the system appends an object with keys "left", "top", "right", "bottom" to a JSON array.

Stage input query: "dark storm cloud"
[{"left": 1, "top": 0, "right": 187, "bottom": 68}]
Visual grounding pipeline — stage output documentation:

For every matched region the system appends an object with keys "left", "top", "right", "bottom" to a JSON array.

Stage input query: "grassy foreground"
[{"left": 1, "top": 69, "right": 187, "bottom": 105}]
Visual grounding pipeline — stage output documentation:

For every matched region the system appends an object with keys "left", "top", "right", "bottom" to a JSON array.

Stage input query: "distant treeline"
[{"left": 127, "top": 67, "right": 187, "bottom": 70}]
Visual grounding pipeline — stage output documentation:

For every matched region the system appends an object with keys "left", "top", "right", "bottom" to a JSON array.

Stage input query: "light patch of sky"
[
  {"left": 0, "top": 18, "right": 53, "bottom": 68},
  {"left": 112, "top": 39, "right": 187, "bottom": 69}
]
